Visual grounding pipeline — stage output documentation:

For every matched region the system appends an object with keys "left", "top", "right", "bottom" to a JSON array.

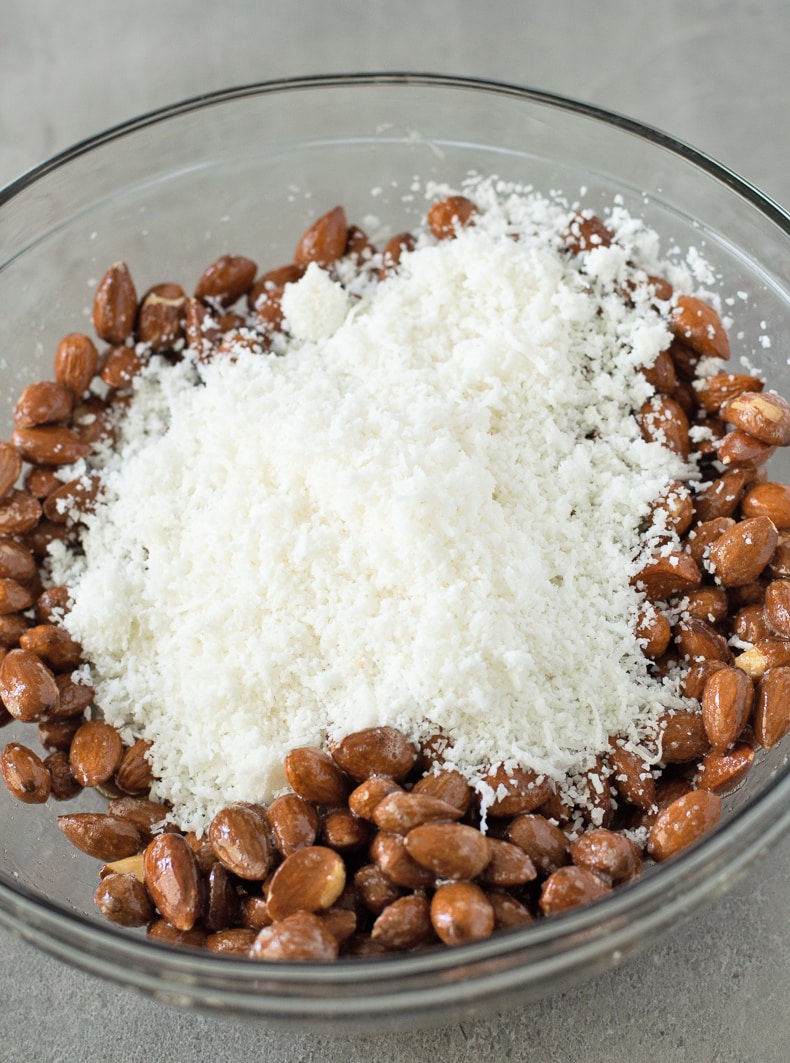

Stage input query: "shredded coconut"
[{"left": 51, "top": 186, "right": 699, "bottom": 832}]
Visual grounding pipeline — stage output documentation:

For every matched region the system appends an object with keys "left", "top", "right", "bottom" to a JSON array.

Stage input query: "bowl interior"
[{"left": 0, "top": 74, "right": 788, "bottom": 1025}]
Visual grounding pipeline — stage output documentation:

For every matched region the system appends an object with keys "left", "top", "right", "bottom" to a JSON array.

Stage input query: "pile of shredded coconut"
[{"left": 50, "top": 184, "right": 702, "bottom": 832}]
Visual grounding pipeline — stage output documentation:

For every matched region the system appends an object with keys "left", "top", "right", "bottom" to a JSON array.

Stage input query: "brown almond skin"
[
  {"left": 632, "top": 552, "right": 701, "bottom": 602},
  {"left": 38, "top": 717, "right": 82, "bottom": 753},
  {"left": 753, "top": 666, "right": 790, "bottom": 748},
  {"left": 379, "top": 232, "right": 417, "bottom": 277},
  {"left": 0, "top": 578, "right": 33, "bottom": 616},
  {"left": 426, "top": 195, "right": 478, "bottom": 240},
  {"left": 410, "top": 768, "right": 473, "bottom": 814},
  {"left": 146, "top": 919, "right": 206, "bottom": 949},
  {"left": 695, "top": 372, "right": 763, "bottom": 413},
  {"left": 43, "top": 474, "right": 101, "bottom": 525},
  {"left": 570, "top": 829, "right": 642, "bottom": 884},
  {"left": 369, "top": 831, "right": 436, "bottom": 890},
  {"left": 208, "top": 803, "right": 273, "bottom": 880},
  {"left": 115, "top": 737, "right": 154, "bottom": 795},
  {"left": 693, "top": 470, "right": 746, "bottom": 524},
  {"left": 0, "top": 490, "right": 42, "bottom": 535},
  {"left": 635, "top": 607, "right": 671, "bottom": 659},
  {"left": 69, "top": 719, "right": 124, "bottom": 787},
  {"left": 539, "top": 865, "right": 612, "bottom": 915},
  {"left": 137, "top": 284, "right": 186, "bottom": 349},
  {"left": 564, "top": 212, "right": 613, "bottom": 254},
  {"left": 330, "top": 726, "right": 416, "bottom": 782},
  {"left": 696, "top": 743, "right": 755, "bottom": 795},
  {"left": 50, "top": 671, "right": 94, "bottom": 720},
  {"left": 11, "top": 425, "right": 91, "bottom": 466},
  {"left": 265, "top": 792, "right": 319, "bottom": 856},
  {"left": 647, "top": 790, "right": 722, "bottom": 861},
  {"left": 716, "top": 429, "right": 775, "bottom": 470},
  {"left": 1, "top": 741, "right": 51, "bottom": 803},
  {"left": 0, "top": 614, "right": 28, "bottom": 650},
  {"left": 607, "top": 744, "right": 656, "bottom": 810},
  {"left": 283, "top": 746, "right": 350, "bottom": 806},
  {"left": 266, "top": 846, "right": 346, "bottom": 921},
  {"left": 0, "top": 540, "right": 36, "bottom": 582},
  {"left": 683, "top": 587, "right": 729, "bottom": 625},
  {"left": 721, "top": 391, "right": 790, "bottom": 447},
  {"left": 731, "top": 603, "right": 771, "bottom": 645},
  {"left": 203, "top": 862, "right": 240, "bottom": 933},
  {"left": 251, "top": 911, "right": 339, "bottom": 962},
  {"left": 58, "top": 812, "right": 142, "bottom": 860},
  {"left": 205, "top": 928, "right": 258, "bottom": 955},
  {"left": 406, "top": 822, "right": 490, "bottom": 881},
  {"left": 641, "top": 349, "right": 677, "bottom": 395},
  {"left": 93, "top": 262, "right": 138, "bottom": 344},
  {"left": 294, "top": 206, "right": 348, "bottom": 269},
  {"left": 194, "top": 255, "right": 257, "bottom": 308},
  {"left": 478, "top": 764, "right": 555, "bottom": 816},
  {"left": 14, "top": 381, "right": 73, "bottom": 429},
  {"left": 371, "top": 894, "right": 434, "bottom": 950},
  {"left": 143, "top": 833, "right": 203, "bottom": 931},
  {"left": 19, "top": 624, "right": 82, "bottom": 671},
  {"left": 54, "top": 333, "right": 100, "bottom": 396},
  {"left": 763, "top": 580, "right": 790, "bottom": 636},
  {"left": 0, "top": 442, "right": 23, "bottom": 500},
  {"left": 95, "top": 872, "right": 155, "bottom": 927},
  {"left": 506, "top": 813, "right": 570, "bottom": 875},
  {"left": 700, "top": 666, "right": 753, "bottom": 752},
  {"left": 372, "top": 791, "right": 463, "bottom": 834},
  {"left": 657, "top": 710, "right": 710, "bottom": 763},
  {"left": 741, "top": 482, "right": 790, "bottom": 529},
  {"left": 108, "top": 797, "right": 173, "bottom": 839},
  {"left": 670, "top": 295, "right": 730, "bottom": 360},
  {"left": 321, "top": 808, "right": 371, "bottom": 852},
  {"left": 735, "top": 637, "right": 790, "bottom": 678},
  {"left": 487, "top": 891, "right": 534, "bottom": 929},
  {"left": 708, "top": 516, "right": 778, "bottom": 587},
  {"left": 430, "top": 882, "right": 494, "bottom": 946},
  {"left": 354, "top": 863, "right": 404, "bottom": 915},
  {"left": 674, "top": 618, "right": 731, "bottom": 664},
  {"left": 0, "top": 648, "right": 59, "bottom": 721},
  {"left": 44, "top": 750, "right": 81, "bottom": 801},
  {"left": 479, "top": 838, "right": 537, "bottom": 888},
  {"left": 348, "top": 776, "right": 403, "bottom": 820},
  {"left": 640, "top": 396, "right": 690, "bottom": 459}
]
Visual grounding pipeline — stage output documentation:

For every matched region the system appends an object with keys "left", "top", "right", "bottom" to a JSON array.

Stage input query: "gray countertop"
[{"left": 1, "top": 2, "right": 788, "bottom": 1060}]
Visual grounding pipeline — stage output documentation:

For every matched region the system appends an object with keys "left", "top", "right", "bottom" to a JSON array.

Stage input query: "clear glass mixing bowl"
[{"left": 0, "top": 73, "right": 788, "bottom": 1031}]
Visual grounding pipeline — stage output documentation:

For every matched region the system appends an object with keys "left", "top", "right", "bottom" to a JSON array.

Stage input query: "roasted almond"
[
  {"left": 265, "top": 792, "right": 319, "bottom": 856},
  {"left": 371, "top": 894, "right": 434, "bottom": 950},
  {"left": 372, "top": 790, "right": 463, "bottom": 834},
  {"left": 283, "top": 745, "right": 350, "bottom": 805},
  {"left": 54, "top": 333, "right": 100, "bottom": 396},
  {"left": 0, "top": 489, "right": 42, "bottom": 535},
  {"left": 0, "top": 441, "right": 23, "bottom": 499},
  {"left": 203, "top": 861, "right": 240, "bottom": 933},
  {"left": 69, "top": 719, "right": 124, "bottom": 787},
  {"left": 647, "top": 790, "right": 722, "bottom": 861},
  {"left": 735, "top": 637, "right": 790, "bottom": 677},
  {"left": 208, "top": 802, "right": 273, "bottom": 880},
  {"left": 329, "top": 726, "right": 416, "bottom": 781},
  {"left": 348, "top": 776, "right": 403, "bottom": 820},
  {"left": 93, "top": 262, "right": 138, "bottom": 344},
  {"left": 674, "top": 617, "right": 731, "bottom": 663},
  {"left": 430, "top": 881, "right": 494, "bottom": 946},
  {"left": 426, "top": 195, "right": 478, "bottom": 240},
  {"left": 0, "top": 648, "right": 59, "bottom": 721},
  {"left": 250, "top": 911, "right": 338, "bottom": 962},
  {"left": 11, "top": 425, "right": 91, "bottom": 466},
  {"left": 657, "top": 710, "right": 709, "bottom": 763},
  {"left": 194, "top": 255, "right": 257, "bottom": 309},
  {"left": 670, "top": 295, "right": 729, "bottom": 360},
  {"left": 539, "top": 865, "right": 612, "bottom": 915},
  {"left": 143, "top": 832, "right": 203, "bottom": 931},
  {"left": 410, "top": 768, "right": 473, "bottom": 813},
  {"left": 115, "top": 737, "right": 154, "bottom": 795},
  {"left": 95, "top": 872, "right": 155, "bottom": 927},
  {"left": 639, "top": 396, "right": 690, "bottom": 459},
  {"left": 369, "top": 831, "right": 436, "bottom": 890},
  {"left": 753, "top": 666, "right": 790, "bottom": 748},
  {"left": 564, "top": 212, "right": 613, "bottom": 254},
  {"left": 14, "top": 380, "right": 73, "bottom": 429},
  {"left": 294, "top": 206, "right": 347, "bottom": 269},
  {"left": 695, "top": 372, "right": 763, "bottom": 413},
  {"left": 631, "top": 552, "right": 701, "bottom": 601},
  {"left": 693, "top": 470, "right": 746, "bottom": 524},
  {"left": 478, "top": 764, "right": 555, "bottom": 816},
  {"left": 405, "top": 822, "right": 490, "bottom": 880},
  {"left": 506, "top": 813, "right": 570, "bottom": 876},
  {"left": 607, "top": 743, "right": 656, "bottom": 810},
  {"left": 696, "top": 743, "right": 755, "bottom": 794},
  {"left": 320, "top": 808, "right": 371, "bottom": 852},
  {"left": 741, "top": 482, "right": 790, "bottom": 529},
  {"left": 478, "top": 838, "right": 537, "bottom": 888},
  {"left": 716, "top": 429, "right": 775, "bottom": 470},
  {"left": 708, "top": 516, "right": 778, "bottom": 587},
  {"left": 0, "top": 540, "right": 36, "bottom": 582},
  {"left": 57, "top": 812, "right": 142, "bottom": 860},
  {"left": 137, "top": 283, "right": 186, "bottom": 349},
  {"left": 569, "top": 828, "right": 642, "bottom": 884},
  {"left": 0, "top": 578, "right": 33, "bottom": 616},
  {"left": 266, "top": 845, "right": 346, "bottom": 921},
  {"left": 720, "top": 390, "right": 790, "bottom": 447},
  {"left": 1, "top": 741, "right": 51, "bottom": 803},
  {"left": 19, "top": 623, "right": 82, "bottom": 670}
]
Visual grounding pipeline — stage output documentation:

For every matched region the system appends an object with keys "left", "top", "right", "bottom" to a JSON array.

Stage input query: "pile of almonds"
[{"left": 1, "top": 196, "right": 790, "bottom": 961}]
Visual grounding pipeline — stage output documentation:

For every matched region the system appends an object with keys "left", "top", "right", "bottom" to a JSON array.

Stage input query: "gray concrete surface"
[{"left": 0, "top": 2, "right": 788, "bottom": 1060}]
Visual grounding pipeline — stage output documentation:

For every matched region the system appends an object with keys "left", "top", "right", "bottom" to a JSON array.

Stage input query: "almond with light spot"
[{"left": 721, "top": 391, "right": 790, "bottom": 447}]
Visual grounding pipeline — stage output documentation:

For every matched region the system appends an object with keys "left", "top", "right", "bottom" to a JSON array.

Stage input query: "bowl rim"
[{"left": 0, "top": 71, "right": 788, "bottom": 1016}]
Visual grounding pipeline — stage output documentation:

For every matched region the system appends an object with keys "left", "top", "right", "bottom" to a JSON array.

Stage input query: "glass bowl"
[{"left": 0, "top": 73, "right": 788, "bottom": 1032}]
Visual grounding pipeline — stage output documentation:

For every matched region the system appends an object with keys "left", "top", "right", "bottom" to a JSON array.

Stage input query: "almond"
[
  {"left": 539, "top": 865, "right": 612, "bottom": 915},
  {"left": 735, "top": 637, "right": 790, "bottom": 677},
  {"left": 137, "top": 283, "right": 186, "bottom": 349},
  {"left": 329, "top": 726, "right": 416, "bottom": 782},
  {"left": 753, "top": 666, "right": 790, "bottom": 748},
  {"left": 371, "top": 894, "right": 434, "bottom": 950},
  {"left": 107, "top": 796, "right": 173, "bottom": 838},
  {"left": 763, "top": 580, "right": 790, "bottom": 636},
  {"left": 410, "top": 768, "right": 472, "bottom": 813},
  {"left": 700, "top": 665, "right": 753, "bottom": 752},
  {"left": 569, "top": 828, "right": 642, "bottom": 884},
  {"left": 0, "top": 578, "right": 34, "bottom": 616},
  {"left": 282, "top": 745, "right": 350, "bottom": 805},
  {"left": 405, "top": 822, "right": 490, "bottom": 880},
  {"left": 13, "top": 380, "right": 73, "bottom": 429},
  {"left": 265, "top": 792, "right": 319, "bottom": 856},
  {"left": 250, "top": 911, "right": 338, "bottom": 962},
  {"left": 720, "top": 390, "right": 790, "bottom": 447},
  {"left": 42, "top": 474, "right": 101, "bottom": 525},
  {"left": 0, "top": 441, "right": 23, "bottom": 500},
  {"left": 266, "top": 846, "right": 346, "bottom": 921},
  {"left": 369, "top": 831, "right": 436, "bottom": 889},
  {"left": 205, "top": 928, "right": 258, "bottom": 955},
  {"left": 99, "top": 345, "right": 146, "bottom": 389},
  {"left": 635, "top": 606, "right": 671, "bottom": 658},
  {"left": 115, "top": 737, "right": 154, "bottom": 795},
  {"left": 44, "top": 750, "right": 81, "bottom": 801},
  {"left": 19, "top": 623, "right": 82, "bottom": 670},
  {"left": 696, "top": 743, "right": 755, "bottom": 794},
  {"left": 50, "top": 670, "right": 94, "bottom": 719},
  {"left": 68, "top": 719, "right": 124, "bottom": 787},
  {"left": 294, "top": 206, "right": 348, "bottom": 269},
  {"left": 607, "top": 743, "right": 656, "bottom": 810},
  {"left": 143, "top": 832, "right": 203, "bottom": 931},
  {"left": 670, "top": 295, "right": 730, "bottom": 360},
  {"left": 639, "top": 395, "right": 690, "bottom": 459},
  {"left": 54, "top": 333, "right": 100, "bottom": 396},
  {"left": 674, "top": 617, "right": 732, "bottom": 663},
  {"left": 682, "top": 586, "right": 729, "bottom": 625},
  {"left": 1, "top": 741, "right": 51, "bottom": 803},
  {"left": 478, "top": 838, "right": 537, "bottom": 887},
  {"left": 92, "top": 262, "right": 138, "bottom": 344},
  {"left": 0, "top": 540, "right": 36, "bottom": 582},
  {"left": 477, "top": 763, "right": 555, "bottom": 816},
  {"left": 708, "top": 515, "right": 778, "bottom": 587},
  {"left": 426, "top": 195, "right": 478, "bottom": 240},
  {"left": 0, "top": 489, "right": 42, "bottom": 534},
  {"left": 11, "top": 425, "right": 91, "bottom": 466},
  {"left": 194, "top": 255, "right": 257, "bottom": 308},
  {"left": 203, "top": 862, "right": 241, "bottom": 933},
  {"left": 631, "top": 551, "right": 701, "bottom": 601},
  {"left": 694, "top": 372, "right": 763, "bottom": 413},
  {"left": 0, "top": 648, "right": 59, "bottom": 721},
  {"left": 94, "top": 872, "right": 155, "bottom": 927},
  {"left": 57, "top": 812, "right": 142, "bottom": 860},
  {"left": 741, "top": 482, "right": 790, "bottom": 529},
  {"left": 716, "top": 428, "right": 775, "bottom": 470},
  {"left": 320, "top": 808, "right": 371, "bottom": 852},
  {"left": 348, "top": 776, "right": 403, "bottom": 820},
  {"left": 647, "top": 790, "right": 722, "bottom": 861},
  {"left": 506, "top": 813, "right": 570, "bottom": 875},
  {"left": 684, "top": 518, "right": 736, "bottom": 567},
  {"left": 208, "top": 802, "right": 273, "bottom": 880},
  {"left": 657, "top": 710, "right": 709, "bottom": 762},
  {"left": 564, "top": 212, "right": 613, "bottom": 254},
  {"left": 372, "top": 790, "right": 463, "bottom": 834},
  {"left": 430, "top": 881, "right": 494, "bottom": 946}
]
